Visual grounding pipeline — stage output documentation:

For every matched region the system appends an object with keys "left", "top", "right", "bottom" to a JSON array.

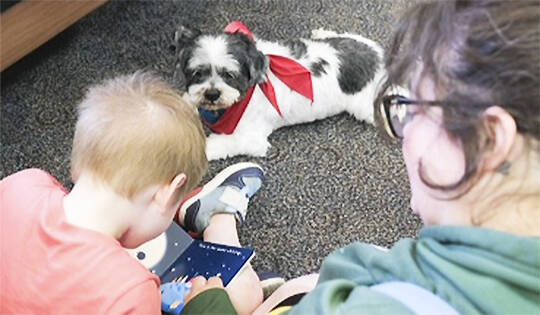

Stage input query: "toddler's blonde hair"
[{"left": 71, "top": 71, "right": 207, "bottom": 199}]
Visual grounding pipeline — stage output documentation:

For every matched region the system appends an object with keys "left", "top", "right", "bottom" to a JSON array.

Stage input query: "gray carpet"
[{"left": 1, "top": 0, "right": 421, "bottom": 279}]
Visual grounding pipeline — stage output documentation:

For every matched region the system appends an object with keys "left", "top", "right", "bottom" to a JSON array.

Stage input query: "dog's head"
[{"left": 171, "top": 25, "right": 268, "bottom": 110}]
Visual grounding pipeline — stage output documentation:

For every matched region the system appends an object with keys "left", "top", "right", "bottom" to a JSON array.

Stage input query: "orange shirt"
[{"left": 0, "top": 169, "right": 161, "bottom": 315}]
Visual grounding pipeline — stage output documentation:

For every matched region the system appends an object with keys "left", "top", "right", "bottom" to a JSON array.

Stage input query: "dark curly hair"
[{"left": 375, "top": 0, "right": 540, "bottom": 193}]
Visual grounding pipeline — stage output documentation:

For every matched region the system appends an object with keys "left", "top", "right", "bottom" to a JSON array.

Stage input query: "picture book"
[{"left": 126, "top": 222, "right": 255, "bottom": 286}]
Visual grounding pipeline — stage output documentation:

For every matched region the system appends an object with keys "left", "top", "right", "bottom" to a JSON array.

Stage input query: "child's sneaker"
[
  {"left": 258, "top": 271, "right": 286, "bottom": 300},
  {"left": 177, "top": 162, "right": 264, "bottom": 235}
]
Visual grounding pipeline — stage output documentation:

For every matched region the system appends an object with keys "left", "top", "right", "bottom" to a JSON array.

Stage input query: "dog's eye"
[
  {"left": 192, "top": 70, "right": 201, "bottom": 79},
  {"left": 224, "top": 71, "right": 236, "bottom": 80}
]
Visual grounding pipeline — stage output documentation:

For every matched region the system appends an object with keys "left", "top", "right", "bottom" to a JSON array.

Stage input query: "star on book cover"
[{"left": 126, "top": 222, "right": 255, "bottom": 286}]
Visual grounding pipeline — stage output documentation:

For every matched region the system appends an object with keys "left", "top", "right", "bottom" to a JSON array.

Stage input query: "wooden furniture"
[{"left": 0, "top": 0, "right": 107, "bottom": 72}]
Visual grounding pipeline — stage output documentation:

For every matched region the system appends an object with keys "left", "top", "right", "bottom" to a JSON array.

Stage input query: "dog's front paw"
[
  {"left": 205, "top": 133, "right": 271, "bottom": 160},
  {"left": 205, "top": 135, "right": 232, "bottom": 160},
  {"left": 247, "top": 140, "right": 271, "bottom": 157},
  {"left": 311, "top": 28, "right": 338, "bottom": 39}
]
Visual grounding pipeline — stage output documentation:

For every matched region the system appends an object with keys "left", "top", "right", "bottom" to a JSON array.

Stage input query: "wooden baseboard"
[{"left": 0, "top": 0, "right": 107, "bottom": 72}]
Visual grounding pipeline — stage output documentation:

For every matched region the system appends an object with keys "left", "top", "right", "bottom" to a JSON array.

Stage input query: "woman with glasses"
[{"left": 265, "top": 1, "right": 540, "bottom": 314}]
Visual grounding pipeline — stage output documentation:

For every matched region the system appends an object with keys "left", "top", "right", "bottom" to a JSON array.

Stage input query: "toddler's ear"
[{"left": 155, "top": 173, "right": 187, "bottom": 213}]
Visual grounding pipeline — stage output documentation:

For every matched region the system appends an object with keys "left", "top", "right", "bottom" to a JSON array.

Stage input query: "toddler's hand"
[{"left": 184, "top": 276, "right": 224, "bottom": 304}]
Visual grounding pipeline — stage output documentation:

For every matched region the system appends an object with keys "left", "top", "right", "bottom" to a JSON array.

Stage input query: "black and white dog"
[{"left": 171, "top": 22, "right": 384, "bottom": 160}]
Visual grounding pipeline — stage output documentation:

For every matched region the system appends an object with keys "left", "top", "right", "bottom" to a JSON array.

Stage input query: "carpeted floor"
[{"left": 1, "top": 0, "right": 421, "bottom": 279}]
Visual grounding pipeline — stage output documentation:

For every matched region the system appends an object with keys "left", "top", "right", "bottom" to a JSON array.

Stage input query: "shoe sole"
[{"left": 178, "top": 162, "right": 264, "bottom": 223}]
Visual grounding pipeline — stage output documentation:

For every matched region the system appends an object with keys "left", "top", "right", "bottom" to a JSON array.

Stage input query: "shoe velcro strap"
[
  {"left": 219, "top": 186, "right": 248, "bottom": 214},
  {"left": 193, "top": 187, "right": 249, "bottom": 234}
]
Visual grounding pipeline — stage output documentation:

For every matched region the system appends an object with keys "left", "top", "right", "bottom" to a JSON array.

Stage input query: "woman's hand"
[{"left": 184, "top": 276, "right": 224, "bottom": 304}]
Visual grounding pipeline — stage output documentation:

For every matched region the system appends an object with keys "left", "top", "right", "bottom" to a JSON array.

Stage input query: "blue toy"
[{"left": 160, "top": 280, "right": 192, "bottom": 314}]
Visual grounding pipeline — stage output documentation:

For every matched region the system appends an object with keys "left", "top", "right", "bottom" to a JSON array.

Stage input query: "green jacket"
[
  {"left": 289, "top": 226, "right": 540, "bottom": 315},
  {"left": 182, "top": 288, "right": 237, "bottom": 315}
]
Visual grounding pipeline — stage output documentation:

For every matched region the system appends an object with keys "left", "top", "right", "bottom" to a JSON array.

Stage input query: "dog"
[{"left": 171, "top": 21, "right": 385, "bottom": 160}]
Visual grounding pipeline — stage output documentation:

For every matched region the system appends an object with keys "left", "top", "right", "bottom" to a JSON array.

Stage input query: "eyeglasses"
[{"left": 379, "top": 94, "right": 444, "bottom": 140}]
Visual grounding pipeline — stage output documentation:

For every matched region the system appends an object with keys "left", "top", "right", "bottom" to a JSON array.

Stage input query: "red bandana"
[{"left": 203, "top": 21, "right": 313, "bottom": 135}]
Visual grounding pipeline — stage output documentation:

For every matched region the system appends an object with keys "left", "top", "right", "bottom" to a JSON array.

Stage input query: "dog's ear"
[
  {"left": 169, "top": 25, "right": 201, "bottom": 53},
  {"left": 173, "top": 47, "right": 193, "bottom": 92},
  {"left": 171, "top": 25, "right": 200, "bottom": 92},
  {"left": 246, "top": 46, "right": 268, "bottom": 85},
  {"left": 231, "top": 34, "right": 268, "bottom": 85}
]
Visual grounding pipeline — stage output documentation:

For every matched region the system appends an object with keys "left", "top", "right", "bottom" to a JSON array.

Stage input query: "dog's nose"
[{"left": 204, "top": 89, "right": 221, "bottom": 102}]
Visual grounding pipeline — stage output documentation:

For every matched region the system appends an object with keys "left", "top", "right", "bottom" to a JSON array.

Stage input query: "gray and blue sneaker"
[{"left": 177, "top": 162, "right": 264, "bottom": 235}]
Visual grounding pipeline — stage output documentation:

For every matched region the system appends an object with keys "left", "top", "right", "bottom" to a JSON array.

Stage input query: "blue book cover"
[{"left": 126, "top": 222, "right": 255, "bottom": 286}]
